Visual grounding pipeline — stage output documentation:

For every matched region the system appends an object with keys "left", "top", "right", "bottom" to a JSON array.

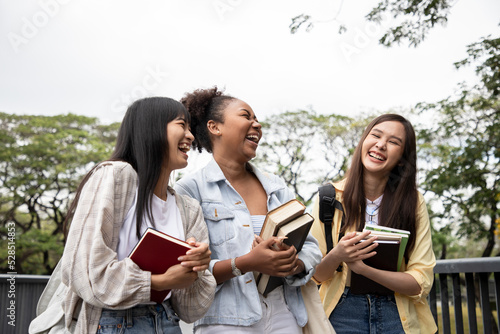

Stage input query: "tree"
[
  {"left": 254, "top": 110, "right": 372, "bottom": 206},
  {"left": 290, "top": 0, "right": 457, "bottom": 47},
  {"left": 417, "top": 34, "right": 500, "bottom": 258},
  {"left": 0, "top": 113, "right": 119, "bottom": 274}
]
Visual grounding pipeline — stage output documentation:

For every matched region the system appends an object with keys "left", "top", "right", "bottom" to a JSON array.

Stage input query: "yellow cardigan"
[{"left": 310, "top": 180, "right": 437, "bottom": 334}]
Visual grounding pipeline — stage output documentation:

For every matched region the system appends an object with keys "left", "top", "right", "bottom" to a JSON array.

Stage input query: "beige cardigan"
[{"left": 61, "top": 161, "right": 216, "bottom": 333}]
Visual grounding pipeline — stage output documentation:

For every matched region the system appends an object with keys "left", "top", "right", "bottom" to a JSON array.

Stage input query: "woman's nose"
[{"left": 186, "top": 129, "right": 194, "bottom": 141}]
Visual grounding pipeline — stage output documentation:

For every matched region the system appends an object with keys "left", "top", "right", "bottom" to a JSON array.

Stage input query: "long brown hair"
[{"left": 342, "top": 114, "right": 418, "bottom": 256}]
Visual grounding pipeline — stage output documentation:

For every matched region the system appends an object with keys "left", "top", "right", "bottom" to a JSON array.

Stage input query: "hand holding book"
[
  {"left": 332, "top": 231, "right": 379, "bottom": 264},
  {"left": 178, "top": 237, "right": 212, "bottom": 272},
  {"left": 349, "top": 225, "right": 411, "bottom": 295},
  {"left": 250, "top": 236, "right": 299, "bottom": 277},
  {"left": 129, "top": 228, "right": 211, "bottom": 303},
  {"left": 255, "top": 199, "right": 314, "bottom": 296}
]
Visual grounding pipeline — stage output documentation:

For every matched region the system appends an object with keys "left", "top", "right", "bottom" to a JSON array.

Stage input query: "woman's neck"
[
  {"left": 363, "top": 173, "right": 387, "bottom": 201},
  {"left": 213, "top": 154, "right": 250, "bottom": 184},
  {"left": 154, "top": 168, "right": 172, "bottom": 201}
]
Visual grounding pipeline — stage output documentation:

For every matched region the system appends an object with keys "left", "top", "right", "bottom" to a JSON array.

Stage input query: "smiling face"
[
  {"left": 166, "top": 116, "right": 194, "bottom": 172},
  {"left": 361, "top": 120, "right": 406, "bottom": 179},
  {"left": 214, "top": 99, "right": 262, "bottom": 163}
]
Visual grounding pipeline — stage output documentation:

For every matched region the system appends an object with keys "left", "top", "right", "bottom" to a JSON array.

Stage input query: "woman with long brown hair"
[{"left": 311, "top": 114, "right": 436, "bottom": 334}]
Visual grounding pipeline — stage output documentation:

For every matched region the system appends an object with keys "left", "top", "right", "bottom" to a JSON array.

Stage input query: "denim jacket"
[{"left": 175, "top": 159, "right": 322, "bottom": 328}]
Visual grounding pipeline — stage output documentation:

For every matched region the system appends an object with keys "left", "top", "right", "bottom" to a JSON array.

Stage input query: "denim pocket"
[
  {"left": 387, "top": 294, "right": 398, "bottom": 307},
  {"left": 335, "top": 289, "right": 349, "bottom": 307},
  {"left": 201, "top": 202, "right": 236, "bottom": 245}
]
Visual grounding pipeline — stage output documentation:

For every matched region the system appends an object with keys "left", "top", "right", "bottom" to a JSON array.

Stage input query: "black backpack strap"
[
  {"left": 318, "top": 184, "right": 336, "bottom": 254},
  {"left": 318, "top": 183, "right": 345, "bottom": 272}
]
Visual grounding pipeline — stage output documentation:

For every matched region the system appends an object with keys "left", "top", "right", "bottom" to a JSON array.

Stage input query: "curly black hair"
[{"left": 180, "top": 86, "right": 236, "bottom": 153}]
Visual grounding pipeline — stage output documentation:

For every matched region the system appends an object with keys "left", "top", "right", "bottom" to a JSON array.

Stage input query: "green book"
[{"left": 363, "top": 223, "right": 410, "bottom": 271}]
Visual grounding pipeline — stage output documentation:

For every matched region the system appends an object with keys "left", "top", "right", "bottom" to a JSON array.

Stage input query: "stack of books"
[
  {"left": 255, "top": 199, "right": 314, "bottom": 296},
  {"left": 350, "top": 224, "right": 410, "bottom": 295}
]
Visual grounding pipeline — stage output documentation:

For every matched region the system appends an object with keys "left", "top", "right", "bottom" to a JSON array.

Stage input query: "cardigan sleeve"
[
  {"left": 61, "top": 162, "right": 151, "bottom": 309},
  {"left": 402, "top": 192, "right": 436, "bottom": 303},
  {"left": 170, "top": 193, "right": 216, "bottom": 323}
]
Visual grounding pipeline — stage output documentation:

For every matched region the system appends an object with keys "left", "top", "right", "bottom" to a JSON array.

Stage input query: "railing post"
[
  {"left": 429, "top": 280, "right": 438, "bottom": 329},
  {"left": 465, "top": 272, "right": 478, "bottom": 334},
  {"left": 451, "top": 273, "right": 464, "bottom": 334},
  {"left": 478, "top": 273, "right": 492, "bottom": 334},
  {"left": 440, "top": 273, "right": 451, "bottom": 334}
]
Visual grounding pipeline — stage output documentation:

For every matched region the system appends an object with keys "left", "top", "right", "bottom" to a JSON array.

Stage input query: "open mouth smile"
[
  {"left": 178, "top": 143, "right": 190, "bottom": 155},
  {"left": 246, "top": 134, "right": 260, "bottom": 144},
  {"left": 369, "top": 151, "right": 386, "bottom": 161}
]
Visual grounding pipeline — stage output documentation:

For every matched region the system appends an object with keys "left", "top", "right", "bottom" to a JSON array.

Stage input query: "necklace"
[{"left": 365, "top": 195, "right": 383, "bottom": 225}]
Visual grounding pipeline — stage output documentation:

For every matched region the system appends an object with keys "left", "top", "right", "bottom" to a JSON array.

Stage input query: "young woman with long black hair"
[{"left": 52, "top": 97, "right": 215, "bottom": 333}]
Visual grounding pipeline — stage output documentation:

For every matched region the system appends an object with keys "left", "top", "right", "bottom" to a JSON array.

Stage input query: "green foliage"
[
  {"left": 255, "top": 109, "right": 374, "bottom": 206},
  {"left": 454, "top": 34, "right": 500, "bottom": 98},
  {"left": 416, "top": 33, "right": 500, "bottom": 258},
  {"left": 366, "top": 0, "right": 454, "bottom": 47},
  {"left": 290, "top": 0, "right": 457, "bottom": 47},
  {"left": 0, "top": 113, "right": 119, "bottom": 274},
  {"left": 418, "top": 94, "right": 499, "bottom": 257}
]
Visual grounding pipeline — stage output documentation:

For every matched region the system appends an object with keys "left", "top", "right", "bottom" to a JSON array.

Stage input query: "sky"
[{"left": 0, "top": 0, "right": 499, "bottom": 125}]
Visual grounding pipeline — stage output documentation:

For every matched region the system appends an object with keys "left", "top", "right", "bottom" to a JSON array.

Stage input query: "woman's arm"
[
  {"left": 61, "top": 163, "right": 151, "bottom": 309},
  {"left": 170, "top": 198, "right": 217, "bottom": 323},
  {"left": 213, "top": 237, "right": 299, "bottom": 284},
  {"left": 347, "top": 260, "right": 421, "bottom": 295}
]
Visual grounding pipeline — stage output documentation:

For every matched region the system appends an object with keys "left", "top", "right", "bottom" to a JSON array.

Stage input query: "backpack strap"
[{"left": 318, "top": 183, "right": 345, "bottom": 272}]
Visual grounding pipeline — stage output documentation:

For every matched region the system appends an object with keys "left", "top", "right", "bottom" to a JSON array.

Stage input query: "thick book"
[
  {"left": 128, "top": 227, "right": 194, "bottom": 303},
  {"left": 350, "top": 239, "right": 400, "bottom": 295},
  {"left": 259, "top": 199, "right": 306, "bottom": 240},
  {"left": 364, "top": 223, "right": 410, "bottom": 271},
  {"left": 255, "top": 200, "right": 313, "bottom": 297},
  {"left": 257, "top": 213, "right": 314, "bottom": 296},
  {"left": 253, "top": 199, "right": 305, "bottom": 281}
]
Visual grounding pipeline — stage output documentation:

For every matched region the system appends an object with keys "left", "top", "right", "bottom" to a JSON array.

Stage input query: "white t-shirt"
[{"left": 117, "top": 190, "right": 185, "bottom": 261}]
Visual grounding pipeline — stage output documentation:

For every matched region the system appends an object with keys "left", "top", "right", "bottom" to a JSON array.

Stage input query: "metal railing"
[
  {"left": 429, "top": 257, "right": 500, "bottom": 334},
  {"left": 0, "top": 274, "right": 50, "bottom": 334},
  {"left": 1, "top": 257, "right": 499, "bottom": 334}
]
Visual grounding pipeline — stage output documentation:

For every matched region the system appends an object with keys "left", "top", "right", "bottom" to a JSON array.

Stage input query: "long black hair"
[{"left": 64, "top": 97, "right": 190, "bottom": 238}]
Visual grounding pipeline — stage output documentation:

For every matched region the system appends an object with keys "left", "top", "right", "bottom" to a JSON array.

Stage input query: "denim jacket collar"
[{"left": 204, "top": 159, "right": 286, "bottom": 196}]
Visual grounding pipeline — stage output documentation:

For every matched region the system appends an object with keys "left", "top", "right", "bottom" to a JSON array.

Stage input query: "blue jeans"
[
  {"left": 329, "top": 287, "right": 404, "bottom": 334},
  {"left": 98, "top": 300, "right": 181, "bottom": 334}
]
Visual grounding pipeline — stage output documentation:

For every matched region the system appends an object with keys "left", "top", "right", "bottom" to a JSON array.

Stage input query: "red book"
[{"left": 129, "top": 227, "right": 194, "bottom": 303}]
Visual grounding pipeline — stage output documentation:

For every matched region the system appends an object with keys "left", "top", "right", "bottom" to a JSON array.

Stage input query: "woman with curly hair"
[{"left": 174, "top": 87, "right": 322, "bottom": 334}]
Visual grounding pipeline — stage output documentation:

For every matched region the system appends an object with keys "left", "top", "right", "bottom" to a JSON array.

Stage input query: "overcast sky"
[{"left": 1, "top": 0, "right": 499, "bottom": 125}]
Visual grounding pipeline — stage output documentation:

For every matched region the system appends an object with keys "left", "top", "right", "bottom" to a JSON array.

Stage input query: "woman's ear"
[{"left": 207, "top": 120, "right": 221, "bottom": 136}]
